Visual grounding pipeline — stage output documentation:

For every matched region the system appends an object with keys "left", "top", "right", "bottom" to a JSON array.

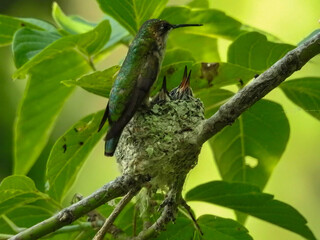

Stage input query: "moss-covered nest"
[{"left": 115, "top": 97, "right": 205, "bottom": 188}]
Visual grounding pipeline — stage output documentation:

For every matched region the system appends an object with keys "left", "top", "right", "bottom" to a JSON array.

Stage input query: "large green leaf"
[
  {"left": 186, "top": 181, "right": 316, "bottom": 240},
  {"left": 97, "top": 0, "right": 169, "bottom": 35},
  {"left": 280, "top": 77, "right": 320, "bottom": 121},
  {"left": 52, "top": 2, "right": 130, "bottom": 60},
  {"left": 157, "top": 212, "right": 252, "bottom": 240},
  {"left": 0, "top": 199, "right": 59, "bottom": 233},
  {"left": 195, "top": 88, "right": 234, "bottom": 118},
  {"left": 156, "top": 48, "right": 195, "bottom": 93},
  {"left": 159, "top": 6, "right": 245, "bottom": 40},
  {"left": 13, "top": 21, "right": 111, "bottom": 175},
  {"left": 156, "top": 215, "right": 195, "bottom": 240},
  {"left": 195, "top": 215, "right": 252, "bottom": 240},
  {"left": 46, "top": 111, "right": 108, "bottom": 202},
  {"left": 0, "top": 15, "right": 33, "bottom": 46},
  {"left": 209, "top": 100, "right": 290, "bottom": 189},
  {"left": 167, "top": 30, "right": 220, "bottom": 62},
  {"left": 0, "top": 15, "right": 56, "bottom": 46},
  {"left": 52, "top": 2, "right": 95, "bottom": 34},
  {"left": 160, "top": 61, "right": 256, "bottom": 94},
  {"left": 102, "top": 15, "right": 130, "bottom": 50},
  {"left": 0, "top": 176, "right": 49, "bottom": 216},
  {"left": 13, "top": 28, "right": 61, "bottom": 68},
  {"left": 62, "top": 65, "right": 120, "bottom": 98},
  {"left": 192, "top": 62, "right": 257, "bottom": 90},
  {"left": 228, "top": 32, "right": 294, "bottom": 71}
]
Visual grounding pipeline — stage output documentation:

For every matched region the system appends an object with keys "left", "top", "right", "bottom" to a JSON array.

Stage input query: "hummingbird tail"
[{"left": 104, "top": 136, "right": 120, "bottom": 156}]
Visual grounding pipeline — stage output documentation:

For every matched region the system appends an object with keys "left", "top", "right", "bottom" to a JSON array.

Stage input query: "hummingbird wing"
[
  {"left": 105, "top": 54, "right": 160, "bottom": 140},
  {"left": 97, "top": 103, "right": 110, "bottom": 132}
]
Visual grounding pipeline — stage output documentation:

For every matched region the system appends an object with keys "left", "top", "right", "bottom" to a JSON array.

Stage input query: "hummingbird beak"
[
  {"left": 179, "top": 66, "right": 188, "bottom": 88},
  {"left": 171, "top": 24, "right": 203, "bottom": 29},
  {"left": 181, "top": 70, "right": 192, "bottom": 91}
]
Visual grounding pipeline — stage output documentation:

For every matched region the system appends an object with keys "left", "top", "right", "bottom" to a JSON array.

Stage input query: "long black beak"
[{"left": 171, "top": 24, "right": 203, "bottom": 29}]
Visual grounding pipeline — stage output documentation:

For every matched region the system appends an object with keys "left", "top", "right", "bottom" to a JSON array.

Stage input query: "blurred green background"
[{"left": 0, "top": 0, "right": 319, "bottom": 239}]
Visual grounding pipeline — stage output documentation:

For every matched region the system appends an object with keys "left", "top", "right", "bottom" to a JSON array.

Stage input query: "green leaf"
[
  {"left": 21, "top": 18, "right": 57, "bottom": 32},
  {"left": 103, "top": 15, "right": 130, "bottom": 49},
  {"left": 159, "top": 6, "right": 245, "bottom": 40},
  {"left": 94, "top": 16, "right": 131, "bottom": 61},
  {"left": 167, "top": 30, "right": 220, "bottom": 62},
  {"left": 13, "top": 21, "right": 111, "bottom": 175},
  {"left": 195, "top": 62, "right": 257, "bottom": 90},
  {"left": 187, "top": 0, "right": 209, "bottom": 8},
  {"left": 195, "top": 215, "right": 252, "bottom": 240},
  {"left": 195, "top": 88, "right": 234, "bottom": 118},
  {"left": 46, "top": 111, "right": 108, "bottom": 202},
  {"left": 13, "top": 28, "right": 61, "bottom": 68},
  {"left": 62, "top": 65, "right": 120, "bottom": 98},
  {"left": 0, "top": 199, "right": 59, "bottom": 232},
  {"left": 209, "top": 100, "right": 290, "bottom": 189},
  {"left": 52, "top": 2, "right": 95, "bottom": 34},
  {"left": 157, "top": 48, "right": 195, "bottom": 93},
  {"left": 161, "top": 61, "right": 256, "bottom": 93},
  {"left": 0, "top": 15, "right": 55, "bottom": 46},
  {"left": 186, "top": 181, "right": 316, "bottom": 240},
  {"left": 97, "top": 0, "right": 169, "bottom": 35},
  {"left": 0, "top": 176, "right": 49, "bottom": 216},
  {"left": 156, "top": 215, "right": 195, "bottom": 240},
  {"left": 280, "top": 77, "right": 320, "bottom": 121},
  {"left": 14, "top": 20, "right": 111, "bottom": 79},
  {"left": 228, "top": 32, "right": 294, "bottom": 71}
]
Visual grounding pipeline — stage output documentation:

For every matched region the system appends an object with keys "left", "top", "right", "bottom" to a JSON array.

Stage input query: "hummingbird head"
[{"left": 140, "top": 19, "right": 202, "bottom": 46}]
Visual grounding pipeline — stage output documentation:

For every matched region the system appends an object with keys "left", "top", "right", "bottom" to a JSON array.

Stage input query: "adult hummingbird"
[{"left": 98, "top": 19, "right": 202, "bottom": 156}]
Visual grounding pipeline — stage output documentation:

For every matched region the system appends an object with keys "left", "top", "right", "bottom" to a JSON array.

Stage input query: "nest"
[{"left": 115, "top": 97, "right": 205, "bottom": 188}]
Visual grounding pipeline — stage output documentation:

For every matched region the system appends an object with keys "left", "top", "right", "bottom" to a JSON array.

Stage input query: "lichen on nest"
[{"left": 115, "top": 97, "right": 205, "bottom": 188}]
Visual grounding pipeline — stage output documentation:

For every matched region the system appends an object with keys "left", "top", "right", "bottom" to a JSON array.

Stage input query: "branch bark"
[
  {"left": 196, "top": 32, "right": 320, "bottom": 145},
  {"left": 9, "top": 175, "right": 149, "bottom": 240}
]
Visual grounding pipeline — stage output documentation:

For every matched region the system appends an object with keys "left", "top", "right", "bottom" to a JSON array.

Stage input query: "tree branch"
[
  {"left": 9, "top": 175, "right": 149, "bottom": 240},
  {"left": 196, "top": 32, "right": 320, "bottom": 145}
]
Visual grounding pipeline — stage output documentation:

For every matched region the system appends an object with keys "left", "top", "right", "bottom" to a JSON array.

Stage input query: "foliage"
[{"left": 0, "top": 0, "right": 319, "bottom": 239}]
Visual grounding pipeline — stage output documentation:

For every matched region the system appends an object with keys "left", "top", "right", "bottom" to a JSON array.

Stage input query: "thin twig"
[
  {"left": 93, "top": 188, "right": 140, "bottom": 240},
  {"left": 180, "top": 200, "right": 203, "bottom": 235}
]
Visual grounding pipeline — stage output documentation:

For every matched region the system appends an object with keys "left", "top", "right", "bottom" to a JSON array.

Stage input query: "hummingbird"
[
  {"left": 98, "top": 19, "right": 202, "bottom": 156},
  {"left": 169, "top": 66, "right": 193, "bottom": 100}
]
